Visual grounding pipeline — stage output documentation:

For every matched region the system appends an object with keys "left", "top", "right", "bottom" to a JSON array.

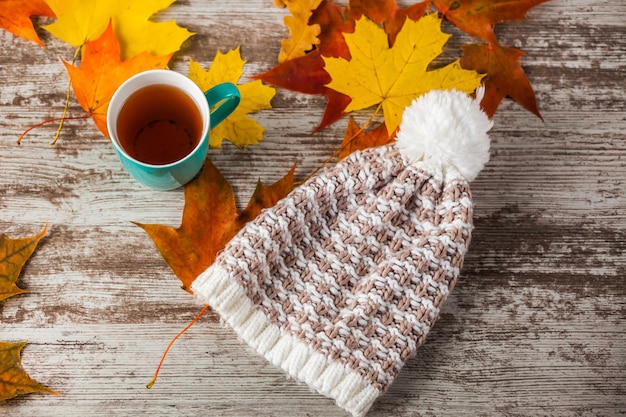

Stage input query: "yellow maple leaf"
[
  {"left": 0, "top": 341, "right": 59, "bottom": 401},
  {"left": 323, "top": 14, "right": 484, "bottom": 133},
  {"left": 43, "top": 0, "right": 192, "bottom": 58},
  {"left": 275, "top": 0, "right": 322, "bottom": 63},
  {"left": 188, "top": 47, "right": 275, "bottom": 149},
  {"left": 0, "top": 225, "right": 47, "bottom": 302}
]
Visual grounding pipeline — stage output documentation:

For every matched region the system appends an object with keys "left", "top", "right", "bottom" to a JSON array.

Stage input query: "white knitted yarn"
[
  {"left": 195, "top": 264, "right": 380, "bottom": 416},
  {"left": 192, "top": 89, "right": 490, "bottom": 417},
  {"left": 396, "top": 87, "right": 493, "bottom": 182}
]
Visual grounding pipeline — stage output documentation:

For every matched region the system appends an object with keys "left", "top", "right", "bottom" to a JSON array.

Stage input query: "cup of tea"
[{"left": 107, "top": 69, "right": 240, "bottom": 190}]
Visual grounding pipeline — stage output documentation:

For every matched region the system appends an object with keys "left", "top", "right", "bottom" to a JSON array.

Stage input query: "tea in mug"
[{"left": 116, "top": 84, "right": 203, "bottom": 165}]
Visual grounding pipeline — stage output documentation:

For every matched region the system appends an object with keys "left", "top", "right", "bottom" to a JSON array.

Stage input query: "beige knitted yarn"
[{"left": 192, "top": 89, "right": 493, "bottom": 417}]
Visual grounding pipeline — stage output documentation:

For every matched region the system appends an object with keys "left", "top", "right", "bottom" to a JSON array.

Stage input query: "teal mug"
[{"left": 107, "top": 69, "right": 240, "bottom": 190}]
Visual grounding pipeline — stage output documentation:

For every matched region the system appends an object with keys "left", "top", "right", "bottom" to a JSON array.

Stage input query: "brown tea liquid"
[{"left": 116, "top": 84, "right": 203, "bottom": 165}]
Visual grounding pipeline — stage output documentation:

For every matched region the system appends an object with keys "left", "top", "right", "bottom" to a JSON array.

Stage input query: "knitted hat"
[{"left": 192, "top": 89, "right": 492, "bottom": 417}]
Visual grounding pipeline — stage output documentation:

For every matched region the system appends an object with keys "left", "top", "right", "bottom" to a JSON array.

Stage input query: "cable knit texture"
[{"left": 193, "top": 143, "right": 474, "bottom": 417}]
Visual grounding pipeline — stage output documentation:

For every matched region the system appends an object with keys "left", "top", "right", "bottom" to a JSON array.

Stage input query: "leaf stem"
[
  {"left": 146, "top": 304, "right": 210, "bottom": 389},
  {"left": 51, "top": 46, "right": 81, "bottom": 146},
  {"left": 17, "top": 114, "right": 92, "bottom": 144}
]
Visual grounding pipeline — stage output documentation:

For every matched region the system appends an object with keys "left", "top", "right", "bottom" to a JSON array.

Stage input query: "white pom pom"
[{"left": 395, "top": 88, "right": 493, "bottom": 182}]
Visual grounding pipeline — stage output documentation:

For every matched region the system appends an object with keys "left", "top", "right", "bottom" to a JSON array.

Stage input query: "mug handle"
[{"left": 204, "top": 82, "right": 241, "bottom": 128}]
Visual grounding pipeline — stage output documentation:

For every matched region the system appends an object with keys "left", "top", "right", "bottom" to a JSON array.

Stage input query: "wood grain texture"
[{"left": 1, "top": 0, "right": 625, "bottom": 416}]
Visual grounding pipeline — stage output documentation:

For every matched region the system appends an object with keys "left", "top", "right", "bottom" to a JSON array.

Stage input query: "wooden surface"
[{"left": 1, "top": 1, "right": 625, "bottom": 416}]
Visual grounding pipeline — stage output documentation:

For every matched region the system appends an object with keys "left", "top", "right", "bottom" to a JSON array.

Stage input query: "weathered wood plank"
[{"left": 1, "top": 0, "right": 625, "bottom": 415}]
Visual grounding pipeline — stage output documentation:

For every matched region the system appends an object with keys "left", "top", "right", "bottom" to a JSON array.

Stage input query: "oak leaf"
[
  {"left": 0, "top": 225, "right": 46, "bottom": 302},
  {"left": 0, "top": 341, "right": 58, "bottom": 402},
  {"left": 62, "top": 22, "right": 172, "bottom": 138},
  {"left": 324, "top": 14, "right": 483, "bottom": 133},
  {"left": 275, "top": 0, "right": 323, "bottom": 63},
  {"left": 136, "top": 160, "right": 296, "bottom": 293},
  {"left": 338, "top": 117, "right": 392, "bottom": 161},
  {"left": 432, "top": 0, "right": 551, "bottom": 44},
  {"left": 43, "top": 0, "right": 192, "bottom": 59},
  {"left": 461, "top": 43, "right": 542, "bottom": 119},
  {"left": 0, "top": 0, "right": 54, "bottom": 46},
  {"left": 188, "top": 48, "right": 276, "bottom": 149}
]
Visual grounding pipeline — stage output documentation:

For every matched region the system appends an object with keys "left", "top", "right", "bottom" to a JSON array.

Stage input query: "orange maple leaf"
[
  {"left": 237, "top": 164, "right": 298, "bottom": 226},
  {"left": 136, "top": 160, "right": 296, "bottom": 293},
  {"left": 0, "top": 227, "right": 56, "bottom": 402},
  {"left": 461, "top": 43, "right": 542, "bottom": 119},
  {"left": 0, "top": 0, "right": 54, "bottom": 47},
  {"left": 275, "top": 0, "right": 323, "bottom": 63},
  {"left": 338, "top": 117, "right": 392, "bottom": 161},
  {"left": 0, "top": 341, "right": 59, "bottom": 402},
  {"left": 62, "top": 22, "right": 172, "bottom": 138},
  {"left": 0, "top": 225, "right": 46, "bottom": 302},
  {"left": 433, "top": 0, "right": 551, "bottom": 44}
]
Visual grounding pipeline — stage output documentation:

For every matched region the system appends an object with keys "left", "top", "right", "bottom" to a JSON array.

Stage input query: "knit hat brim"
[{"left": 194, "top": 265, "right": 380, "bottom": 417}]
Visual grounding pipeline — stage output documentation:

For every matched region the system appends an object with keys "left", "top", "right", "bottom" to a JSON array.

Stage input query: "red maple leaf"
[
  {"left": 432, "top": 0, "right": 551, "bottom": 44},
  {"left": 461, "top": 43, "right": 542, "bottom": 119}
]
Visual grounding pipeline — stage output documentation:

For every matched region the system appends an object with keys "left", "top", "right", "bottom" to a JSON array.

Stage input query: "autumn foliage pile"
[
  {"left": 0, "top": 0, "right": 550, "bottom": 402},
  {"left": 262, "top": 0, "right": 547, "bottom": 136}
]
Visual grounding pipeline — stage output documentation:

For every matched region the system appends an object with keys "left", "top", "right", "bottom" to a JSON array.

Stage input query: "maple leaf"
[
  {"left": 432, "top": 0, "right": 551, "bottom": 44},
  {"left": 0, "top": 0, "right": 54, "bottom": 46},
  {"left": 275, "top": 0, "right": 323, "bottom": 63},
  {"left": 0, "top": 341, "right": 58, "bottom": 402},
  {"left": 461, "top": 43, "right": 542, "bottom": 119},
  {"left": 187, "top": 48, "right": 276, "bottom": 149},
  {"left": 237, "top": 163, "right": 297, "bottom": 226},
  {"left": 347, "top": 0, "right": 430, "bottom": 45},
  {"left": 0, "top": 225, "right": 46, "bottom": 302},
  {"left": 338, "top": 117, "right": 392, "bottom": 161},
  {"left": 62, "top": 22, "right": 172, "bottom": 138},
  {"left": 136, "top": 160, "right": 296, "bottom": 293},
  {"left": 43, "top": 0, "right": 193, "bottom": 59},
  {"left": 257, "top": 0, "right": 431, "bottom": 131},
  {"left": 0, "top": 228, "right": 56, "bottom": 401},
  {"left": 310, "top": 0, "right": 431, "bottom": 59},
  {"left": 324, "top": 14, "right": 484, "bottom": 133},
  {"left": 254, "top": 50, "right": 351, "bottom": 131},
  {"left": 309, "top": 0, "right": 349, "bottom": 58}
]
